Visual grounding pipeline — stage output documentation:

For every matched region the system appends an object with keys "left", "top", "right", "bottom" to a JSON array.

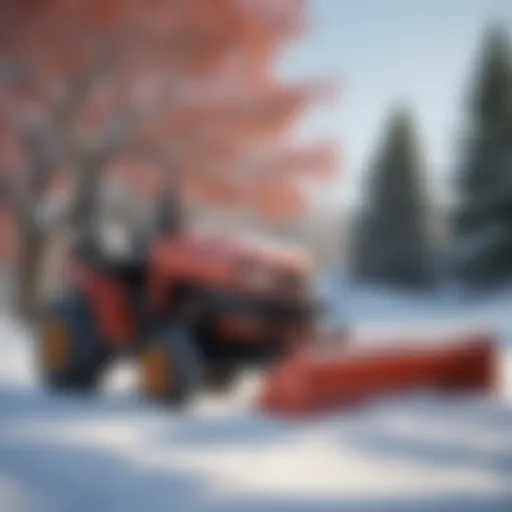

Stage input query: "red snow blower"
[{"left": 258, "top": 329, "right": 498, "bottom": 417}]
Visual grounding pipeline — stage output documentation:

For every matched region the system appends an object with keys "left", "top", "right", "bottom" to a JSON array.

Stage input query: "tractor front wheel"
[{"left": 140, "top": 324, "right": 202, "bottom": 407}]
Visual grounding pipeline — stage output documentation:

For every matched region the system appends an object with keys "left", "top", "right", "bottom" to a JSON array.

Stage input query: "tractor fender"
[{"left": 67, "top": 263, "right": 136, "bottom": 348}]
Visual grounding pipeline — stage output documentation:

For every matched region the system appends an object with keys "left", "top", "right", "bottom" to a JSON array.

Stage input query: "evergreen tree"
[
  {"left": 351, "top": 105, "right": 433, "bottom": 289},
  {"left": 452, "top": 24, "right": 512, "bottom": 287}
]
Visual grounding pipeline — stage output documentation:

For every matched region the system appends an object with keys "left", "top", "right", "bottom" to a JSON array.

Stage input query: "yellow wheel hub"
[
  {"left": 42, "top": 320, "right": 69, "bottom": 372},
  {"left": 142, "top": 348, "right": 173, "bottom": 399}
]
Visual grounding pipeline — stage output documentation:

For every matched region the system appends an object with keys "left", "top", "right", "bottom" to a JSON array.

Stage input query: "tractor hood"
[
  {"left": 151, "top": 232, "right": 320, "bottom": 315},
  {"left": 189, "top": 232, "right": 312, "bottom": 275},
  {"left": 152, "top": 231, "right": 314, "bottom": 294}
]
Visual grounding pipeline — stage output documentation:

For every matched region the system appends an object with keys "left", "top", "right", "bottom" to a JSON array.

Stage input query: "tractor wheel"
[
  {"left": 38, "top": 293, "right": 108, "bottom": 392},
  {"left": 140, "top": 324, "right": 202, "bottom": 407},
  {"left": 203, "top": 364, "right": 238, "bottom": 393}
]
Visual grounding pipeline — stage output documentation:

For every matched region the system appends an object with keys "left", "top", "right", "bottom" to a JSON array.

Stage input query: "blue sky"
[{"left": 281, "top": 0, "right": 512, "bottom": 209}]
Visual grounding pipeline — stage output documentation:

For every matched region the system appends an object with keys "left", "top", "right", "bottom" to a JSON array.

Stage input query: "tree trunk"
[
  {"left": 69, "top": 162, "right": 102, "bottom": 237},
  {"left": 16, "top": 216, "right": 46, "bottom": 321}
]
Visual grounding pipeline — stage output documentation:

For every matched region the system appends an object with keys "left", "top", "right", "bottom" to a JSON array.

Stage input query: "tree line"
[{"left": 350, "top": 23, "right": 512, "bottom": 293}]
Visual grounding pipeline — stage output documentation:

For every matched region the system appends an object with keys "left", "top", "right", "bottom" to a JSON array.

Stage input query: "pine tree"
[
  {"left": 351, "top": 106, "right": 433, "bottom": 289},
  {"left": 452, "top": 24, "right": 512, "bottom": 287}
]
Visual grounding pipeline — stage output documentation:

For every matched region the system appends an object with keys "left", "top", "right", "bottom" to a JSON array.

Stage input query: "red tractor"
[{"left": 38, "top": 225, "right": 321, "bottom": 406}]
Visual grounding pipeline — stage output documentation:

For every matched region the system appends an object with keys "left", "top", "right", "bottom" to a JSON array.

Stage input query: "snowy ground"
[{"left": 1, "top": 278, "right": 512, "bottom": 511}]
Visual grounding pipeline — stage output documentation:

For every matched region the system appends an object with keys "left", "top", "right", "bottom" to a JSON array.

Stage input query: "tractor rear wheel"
[
  {"left": 140, "top": 324, "right": 202, "bottom": 407},
  {"left": 39, "top": 293, "right": 108, "bottom": 392}
]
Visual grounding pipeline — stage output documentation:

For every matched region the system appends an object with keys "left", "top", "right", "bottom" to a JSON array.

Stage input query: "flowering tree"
[{"left": 0, "top": 0, "right": 338, "bottom": 317}]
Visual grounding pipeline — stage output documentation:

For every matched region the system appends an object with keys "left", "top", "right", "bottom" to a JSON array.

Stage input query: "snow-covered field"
[{"left": 1, "top": 278, "right": 512, "bottom": 512}]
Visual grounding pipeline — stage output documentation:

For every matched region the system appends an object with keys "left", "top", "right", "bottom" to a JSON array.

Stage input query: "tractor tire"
[
  {"left": 140, "top": 324, "right": 202, "bottom": 407},
  {"left": 38, "top": 292, "right": 108, "bottom": 392}
]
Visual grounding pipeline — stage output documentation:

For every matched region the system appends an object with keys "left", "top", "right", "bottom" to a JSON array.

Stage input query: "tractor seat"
[{"left": 72, "top": 235, "right": 148, "bottom": 290}]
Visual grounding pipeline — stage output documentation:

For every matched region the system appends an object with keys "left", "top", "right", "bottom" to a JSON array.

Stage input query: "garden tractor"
[
  {"left": 37, "top": 196, "right": 496, "bottom": 415},
  {"left": 38, "top": 224, "right": 322, "bottom": 406}
]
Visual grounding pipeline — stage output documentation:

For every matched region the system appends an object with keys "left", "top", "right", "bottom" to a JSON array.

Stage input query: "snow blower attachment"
[{"left": 259, "top": 330, "right": 498, "bottom": 418}]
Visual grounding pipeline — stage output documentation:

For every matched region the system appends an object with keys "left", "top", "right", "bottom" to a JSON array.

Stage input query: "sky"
[{"left": 281, "top": 0, "right": 512, "bottom": 211}]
